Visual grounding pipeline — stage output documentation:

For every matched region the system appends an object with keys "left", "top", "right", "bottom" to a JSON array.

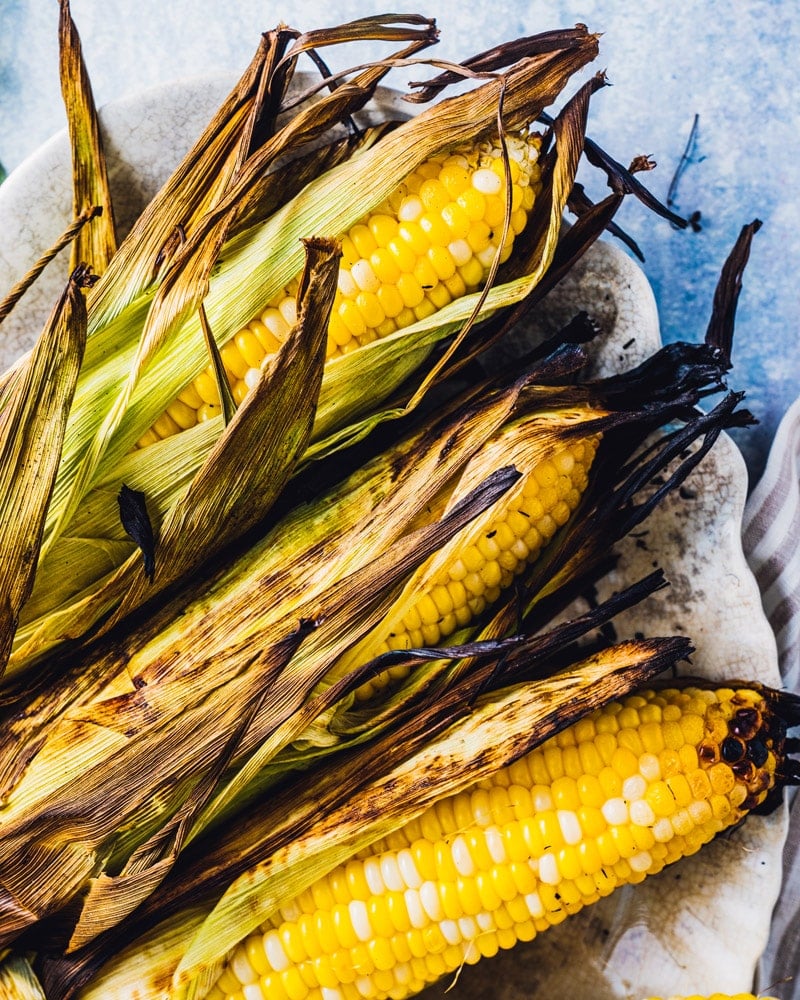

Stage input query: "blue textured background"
[{"left": 0, "top": 0, "right": 797, "bottom": 484}]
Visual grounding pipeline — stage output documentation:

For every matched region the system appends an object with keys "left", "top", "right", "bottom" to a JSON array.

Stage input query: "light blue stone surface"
[{"left": 0, "top": 0, "right": 797, "bottom": 483}]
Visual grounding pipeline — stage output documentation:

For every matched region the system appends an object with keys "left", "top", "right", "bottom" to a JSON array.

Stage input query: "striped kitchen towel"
[{"left": 746, "top": 396, "right": 800, "bottom": 1000}]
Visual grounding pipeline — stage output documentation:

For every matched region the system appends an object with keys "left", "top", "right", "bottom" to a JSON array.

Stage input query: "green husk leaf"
[
  {"left": 0, "top": 267, "right": 91, "bottom": 676},
  {"left": 58, "top": 0, "right": 117, "bottom": 274},
  {"left": 7, "top": 240, "right": 339, "bottom": 670}
]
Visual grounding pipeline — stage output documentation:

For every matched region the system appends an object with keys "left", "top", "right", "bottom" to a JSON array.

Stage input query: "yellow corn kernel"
[{"left": 643, "top": 995, "right": 779, "bottom": 1000}]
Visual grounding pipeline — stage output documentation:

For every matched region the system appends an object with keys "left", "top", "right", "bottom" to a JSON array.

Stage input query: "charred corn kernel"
[
  {"left": 139, "top": 134, "right": 542, "bottom": 447},
  {"left": 211, "top": 685, "right": 785, "bottom": 1000},
  {"left": 350, "top": 431, "right": 598, "bottom": 700}
]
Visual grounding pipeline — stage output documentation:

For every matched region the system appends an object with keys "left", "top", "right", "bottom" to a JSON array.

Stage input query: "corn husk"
[
  {"left": 9, "top": 237, "right": 339, "bottom": 675},
  {"left": 0, "top": 330, "right": 746, "bottom": 955},
  {"left": 0, "top": 267, "right": 92, "bottom": 675},
  {"left": 58, "top": 0, "right": 117, "bottom": 274},
  {"left": 0, "top": 392, "right": 524, "bottom": 947},
  {"left": 0, "top": 954, "right": 46, "bottom": 1000}
]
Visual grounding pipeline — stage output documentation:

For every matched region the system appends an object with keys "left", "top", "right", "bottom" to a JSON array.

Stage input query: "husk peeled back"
[
  {"left": 9, "top": 237, "right": 340, "bottom": 676},
  {"left": 0, "top": 954, "right": 46, "bottom": 1000},
  {"left": 59, "top": 637, "right": 690, "bottom": 1000},
  {"left": 58, "top": 0, "right": 117, "bottom": 275},
  {"left": 0, "top": 267, "right": 93, "bottom": 677}
]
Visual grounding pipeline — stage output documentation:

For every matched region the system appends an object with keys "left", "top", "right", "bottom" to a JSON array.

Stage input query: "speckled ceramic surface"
[{"left": 0, "top": 81, "right": 783, "bottom": 1000}]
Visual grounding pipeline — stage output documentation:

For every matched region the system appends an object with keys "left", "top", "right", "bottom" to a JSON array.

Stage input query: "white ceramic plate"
[{"left": 0, "top": 78, "right": 783, "bottom": 1000}]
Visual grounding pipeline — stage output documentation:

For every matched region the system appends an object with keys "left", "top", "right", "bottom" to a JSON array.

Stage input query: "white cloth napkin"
[{"left": 745, "top": 397, "right": 800, "bottom": 999}]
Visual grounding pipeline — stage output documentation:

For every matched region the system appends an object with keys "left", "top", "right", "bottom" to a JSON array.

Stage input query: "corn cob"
[
  {"left": 205, "top": 683, "right": 788, "bottom": 1000},
  {"left": 351, "top": 429, "right": 599, "bottom": 700},
  {"left": 135, "top": 134, "right": 542, "bottom": 448}
]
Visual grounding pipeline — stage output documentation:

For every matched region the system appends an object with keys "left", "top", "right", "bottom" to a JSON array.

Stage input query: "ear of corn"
[
  {"left": 136, "top": 134, "right": 542, "bottom": 448},
  {"left": 336, "top": 411, "right": 600, "bottom": 701},
  {"left": 329, "top": 359, "right": 748, "bottom": 711},
  {"left": 58, "top": 639, "right": 685, "bottom": 1000},
  {"left": 198, "top": 683, "right": 787, "bottom": 1000}
]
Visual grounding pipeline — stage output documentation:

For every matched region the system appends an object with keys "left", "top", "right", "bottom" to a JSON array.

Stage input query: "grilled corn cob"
[
  {"left": 206, "top": 683, "right": 788, "bottom": 1000},
  {"left": 349, "top": 427, "right": 599, "bottom": 700},
  {"left": 136, "top": 134, "right": 542, "bottom": 448}
]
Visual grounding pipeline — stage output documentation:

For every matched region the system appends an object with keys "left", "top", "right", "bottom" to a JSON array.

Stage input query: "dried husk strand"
[
  {"left": 58, "top": 0, "right": 116, "bottom": 275},
  {"left": 79, "top": 15, "right": 439, "bottom": 341},
  {"left": 0, "top": 208, "right": 100, "bottom": 327},
  {"left": 0, "top": 266, "right": 94, "bottom": 677},
  {"left": 0, "top": 0, "right": 112, "bottom": 344}
]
